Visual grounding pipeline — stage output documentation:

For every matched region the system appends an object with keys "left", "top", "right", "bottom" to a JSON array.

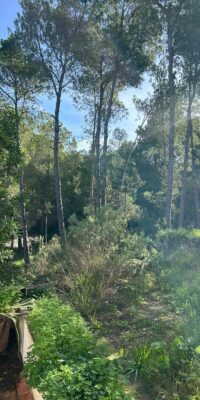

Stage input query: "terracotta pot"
[{"left": 0, "top": 316, "right": 11, "bottom": 352}]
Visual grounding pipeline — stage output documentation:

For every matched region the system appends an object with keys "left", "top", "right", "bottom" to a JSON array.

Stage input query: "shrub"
[
  {"left": 30, "top": 236, "right": 64, "bottom": 286},
  {"left": 126, "top": 341, "right": 170, "bottom": 381},
  {"left": 0, "top": 285, "right": 21, "bottom": 313},
  {"left": 24, "top": 297, "right": 134, "bottom": 400},
  {"left": 156, "top": 229, "right": 200, "bottom": 253},
  {"left": 32, "top": 207, "right": 152, "bottom": 315},
  {"left": 125, "top": 337, "right": 200, "bottom": 399}
]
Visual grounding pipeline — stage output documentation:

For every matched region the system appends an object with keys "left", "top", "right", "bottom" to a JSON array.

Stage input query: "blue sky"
[{"left": 0, "top": 0, "right": 152, "bottom": 149}]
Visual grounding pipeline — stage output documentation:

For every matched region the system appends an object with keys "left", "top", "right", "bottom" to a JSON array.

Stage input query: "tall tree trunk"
[
  {"left": 45, "top": 214, "right": 48, "bottom": 245},
  {"left": 15, "top": 102, "right": 30, "bottom": 265},
  {"left": 179, "top": 96, "right": 193, "bottom": 227},
  {"left": 161, "top": 100, "right": 167, "bottom": 163},
  {"left": 18, "top": 237, "right": 22, "bottom": 250},
  {"left": 166, "top": 18, "right": 176, "bottom": 228},
  {"left": 54, "top": 91, "right": 66, "bottom": 244},
  {"left": 10, "top": 239, "right": 14, "bottom": 250},
  {"left": 191, "top": 132, "right": 200, "bottom": 227},
  {"left": 94, "top": 62, "right": 104, "bottom": 212},
  {"left": 19, "top": 169, "right": 30, "bottom": 265},
  {"left": 101, "top": 73, "right": 117, "bottom": 207},
  {"left": 90, "top": 103, "right": 97, "bottom": 204}
]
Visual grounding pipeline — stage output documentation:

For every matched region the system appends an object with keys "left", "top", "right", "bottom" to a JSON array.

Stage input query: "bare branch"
[{"left": 0, "top": 86, "right": 15, "bottom": 103}]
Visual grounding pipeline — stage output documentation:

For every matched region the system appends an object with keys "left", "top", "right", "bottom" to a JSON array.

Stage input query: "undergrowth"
[
  {"left": 29, "top": 219, "right": 200, "bottom": 400},
  {"left": 24, "top": 297, "right": 133, "bottom": 400}
]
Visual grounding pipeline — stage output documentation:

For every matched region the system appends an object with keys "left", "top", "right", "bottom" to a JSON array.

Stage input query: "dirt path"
[
  {"left": 130, "top": 382, "right": 155, "bottom": 400},
  {"left": 97, "top": 288, "right": 179, "bottom": 400}
]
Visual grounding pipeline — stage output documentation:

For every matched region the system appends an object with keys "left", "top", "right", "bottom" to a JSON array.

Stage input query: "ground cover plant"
[{"left": 24, "top": 296, "right": 134, "bottom": 400}]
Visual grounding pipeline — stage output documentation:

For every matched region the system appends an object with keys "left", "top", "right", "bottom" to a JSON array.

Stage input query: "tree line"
[{"left": 1, "top": 0, "right": 200, "bottom": 265}]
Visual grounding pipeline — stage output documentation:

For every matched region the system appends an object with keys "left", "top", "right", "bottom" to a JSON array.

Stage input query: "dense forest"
[{"left": 1, "top": 0, "right": 200, "bottom": 399}]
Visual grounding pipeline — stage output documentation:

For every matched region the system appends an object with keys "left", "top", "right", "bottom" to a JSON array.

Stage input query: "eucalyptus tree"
[
  {"left": 17, "top": 0, "right": 88, "bottom": 244},
  {"left": 0, "top": 33, "right": 42, "bottom": 265}
]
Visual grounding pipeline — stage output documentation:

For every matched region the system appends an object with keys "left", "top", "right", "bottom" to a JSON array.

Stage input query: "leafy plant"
[
  {"left": 0, "top": 285, "right": 22, "bottom": 313},
  {"left": 126, "top": 341, "right": 169, "bottom": 382},
  {"left": 24, "top": 297, "right": 134, "bottom": 400},
  {"left": 32, "top": 207, "right": 152, "bottom": 316}
]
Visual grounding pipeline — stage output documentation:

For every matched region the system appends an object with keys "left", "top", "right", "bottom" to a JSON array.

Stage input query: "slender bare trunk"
[
  {"left": 94, "top": 62, "right": 104, "bottom": 212},
  {"left": 15, "top": 102, "right": 30, "bottom": 265},
  {"left": 191, "top": 132, "right": 200, "bottom": 227},
  {"left": 166, "top": 19, "right": 176, "bottom": 228},
  {"left": 45, "top": 214, "right": 48, "bottom": 245},
  {"left": 179, "top": 98, "right": 193, "bottom": 227},
  {"left": 19, "top": 169, "right": 30, "bottom": 265},
  {"left": 101, "top": 73, "right": 117, "bottom": 207},
  {"left": 90, "top": 104, "right": 97, "bottom": 203},
  {"left": 161, "top": 101, "right": 167, "bottom": 163},
  {"left": 10, "top": 237, "right": 14, "bottom": 250},
  {"left": 54, "top": 91, "right": 66, "bottom": 244},
  {"left": 18, "top": 237, "right": 22, "bottom": 250}
]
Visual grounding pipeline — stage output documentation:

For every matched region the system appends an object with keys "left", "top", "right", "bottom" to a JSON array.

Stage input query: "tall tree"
[
  {"left": 97, "top": 0, "right": 159, "bottom": 207},
  {"left": 153, "top": 0, "right": 183, "bottom": 227},
  {"left": 0, "top": 108, "right": 21, "bottom": 280},
  {"left": 18, "top": 0, "right": 88, "bottom": 243},
  {"left": 78, "top": 0, "right": 159, "bottom": 209},
  {"left": 177, "top": 0, "right": 200, "bottom": 227},
  {"left": 0, "top": 34, "right": 41, "bottom": 265}
]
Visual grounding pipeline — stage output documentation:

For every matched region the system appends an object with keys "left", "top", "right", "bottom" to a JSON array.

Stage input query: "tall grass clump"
[{"left": 32, "top": 206, "right": 152, "bottom": 316}]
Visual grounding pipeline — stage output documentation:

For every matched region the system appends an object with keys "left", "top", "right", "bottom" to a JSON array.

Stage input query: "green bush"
[
  {"left": 32, "top": 207, "right": 152, "bottom": 315},
  {"left": 0, "top": 284, "right": 21, "bottom": 313},
  {"left": 24, "top": 297, "right": 133, "bottom": 400},
  {"left": 156, "top": 229, "right": 200, "bottom": 252},
  {"left": 126, "top": 341, "right": 170, "bottom": 382},
  {"left": 125, "top": 337, "right": 200, "bottom": 399}
]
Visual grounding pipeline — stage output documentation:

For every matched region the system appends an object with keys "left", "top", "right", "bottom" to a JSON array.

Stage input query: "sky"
[{"left": 0, "top": 0, "right": 153, "bottom": 149}]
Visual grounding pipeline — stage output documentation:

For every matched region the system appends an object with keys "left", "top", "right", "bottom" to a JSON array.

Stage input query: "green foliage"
[
  {"left": 32, "top": 207, "right": 152, "bottom": 315},
  {"left": 20, "top": 114, "right": 90, "bottom": 237},
  {"left": 156, "top": 229, "right": 200, "bottom": 252},
  {"left": 126, "top": 341, "right": 169, "bottom": 382},
  {"left": 24, "top": 297, "right": 133, "bottom": 400},
  {"left": 156, "top": 231, "right": 200, "bottom": 345},
  {"left": 2, "top": 2, "right": 200, "bottom": 399},
  {"left": 0, "top": 285, "right": 21, "bottom": 313},
  {"left": 150, "top": 231, "right": 200, "bottom": 398},
  {"left": 0, "top": 109, "right": 21, "bottom": 281},
  {"left": 124, "top": 336, "right": 200, "bottom": 399}
]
